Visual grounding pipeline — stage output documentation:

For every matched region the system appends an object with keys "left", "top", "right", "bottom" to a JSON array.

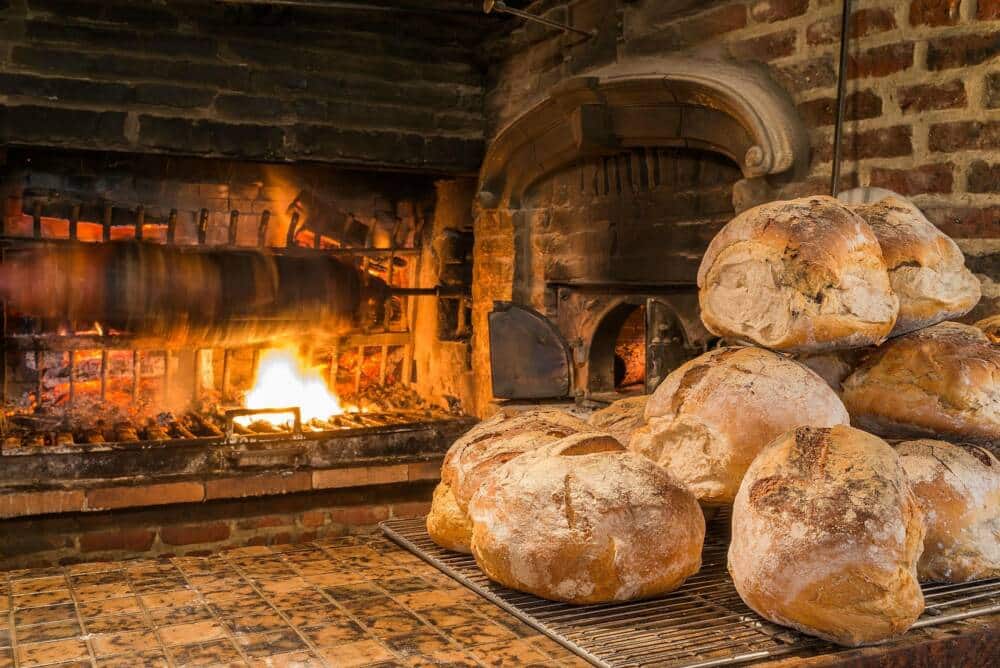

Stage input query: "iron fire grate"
[{"left": 381, "top": 516, "right": 1000, "bottom": 668}]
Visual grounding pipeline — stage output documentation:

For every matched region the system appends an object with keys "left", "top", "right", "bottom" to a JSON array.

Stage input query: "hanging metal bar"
[
  {"left": 228, "top": 210, "right": 240, "bottom": 246},
  {"left": 68, "top": 204, "right": 80, "bottom": 241},
  {"left": 483, "top": 0, "right": 596, "bottom": 38},
  {"left": 286, "top": 211, "right": 301, "bottom": 247},
  {"left": 257, "top": 210, "right": 270, "bottom": 248},
  {"left": 197, "top": 208, "right": 210, "bottom": 245},
  {"left": 99, "top": 350, "right": 108, "bottom": 401},
  {"left": 134, "top": 205, "right": 145, "bottom": 241},
  {"left": 830, "top": 0, "right": 853, "bottom": 196}
]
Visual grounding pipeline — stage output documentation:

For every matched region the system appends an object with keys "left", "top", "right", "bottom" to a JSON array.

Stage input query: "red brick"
[
  {"left": 813, "top": 125, "right": 912, "bottom": 163},
  {"left": 235, "top": 515, "right": 290, "bottom": 531},
  {"left": 910, "top": 0, "right": 961, "bottom": 26},
  {"left": 924, "top": 206, "right": 1000, "bottom": 238},
  {"left": 807, "top": 8, "right": 896, "bottom": 45},
  {"left": 160, "top": 522, "right": 231, "bottom": 546},
  {"left": 773, "top": 58, "right": 837, "bottom": 93},
  {"left": 897, "top": 80, "right": 967, "bottom": 113},
  {"left": 0, "top": 490, "right": 85, "bottom": 519},
  {"left": 80, "top": 528, "right": 155, "bottom": 553},
  {"left": 869, "top": 163, "right": 954, "bottom": 196},
  {"left": 978, "top": 0, "right": 1000, "bottom": 20},
  {"left": 300, "top": 510, "right": 327, "bottom": 527},
  {"left": 968, "top": 161, "right": 1000, "bottom": 193},
  {"left": 796, "top": 90, "right": 882, "bottom": 127},
  {"left": 390, "top": 501, "right": 432, "bottom": 519},
  {"left": 988, "top": 73, "right": 1000, "bottom": 109},
  {"left": 929, "top": 121, "right": 1000, "bottom": 152},
  {"left": 927, "top": 33, "right": 1000, "bottom": 70},
  {"left": 750, "top": 0, "right": 808, "bottom": 23},
  {"left": 204, "top": 472, "right": 311, "bottom": 500},
  {"left": 327, "top": 505, "right": 390, "bottom": 527},
  {"left": 848, "top": 43, "right": 914, "bottom": 79},
  {"left": 312, "top": 465, "right": 407, "bottom": 490},
  {"left": 729, "top": 29, "right": 796, "bottom": 62},
  {"left": 86, "top": 482, "right": 204, "bottom": 511}
]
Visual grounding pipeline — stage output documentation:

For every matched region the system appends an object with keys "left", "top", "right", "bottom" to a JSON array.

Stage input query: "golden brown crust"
[
  {"left": 841, "top": 322, "right": 1000, "bottom": 444},
  {"left": 469, "top": 434, "right": 705, "bottom": 604},
  {"left": 426, "top": 482, "right": 474, "bottom": 554},
  {"left": 629, "top": 347, "right": 850, "bottom": 505},
  {"left": 697, "top": 196, "right": 898, "bottom": 353},
  {"left": 729, "top": 426, "right": 925, "bottom": 647},
  {"left": 896, "top": 439, "right": 1000, "bottom": 583},
  {"left": 850, "top": 198, "right": 980, "bottom": 336},
  {"left": 586, "top": 395, "right": 648, "bottom": 445},
  {"left": 975, "top": 314, "right": 1000, "bottom": 344}
]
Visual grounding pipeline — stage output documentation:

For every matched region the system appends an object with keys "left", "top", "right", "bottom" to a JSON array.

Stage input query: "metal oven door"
[{"left": 488, "top": 302, "right": 572, "bottom": 400}]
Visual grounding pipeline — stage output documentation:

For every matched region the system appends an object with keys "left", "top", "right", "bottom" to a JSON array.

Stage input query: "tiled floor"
[{"left": 0, "top": 535, "right": 589, "bottom": 667}]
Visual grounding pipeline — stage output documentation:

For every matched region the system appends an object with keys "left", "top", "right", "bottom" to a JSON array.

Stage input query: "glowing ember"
[{"left": 237, "top": 349, "right": 343, "bottom": 427}]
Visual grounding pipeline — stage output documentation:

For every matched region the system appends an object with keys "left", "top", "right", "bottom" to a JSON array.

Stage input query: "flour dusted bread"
[
  {"left": 587, "top": 395, "right": 647, "bottom": 446},
  {"left": 427, "top": 408, "right": 591, "bottom": 552},
  {"left": 896, "top": 439, "right": 1000, "bottom": 583},
  {"left": 975, "top": 314, "right": 1000, "bottom": 343},
  {"left": 729, "top": 426, "right": 925, "bottom": 646},
  {"left": 850, "top": 197, "right": 979, "bottom": 336},
  {"left": 841, "top": 322, "right": 1000, "bottom": 444},
  {"left": 697, "top": 196, "right": 898, "bottom": 352},
  {"left": 629, "top": 347, "right": 849, "bottom": 506},
  {"left": 469, "top": 433, "right": 704, "bottom": 604}
]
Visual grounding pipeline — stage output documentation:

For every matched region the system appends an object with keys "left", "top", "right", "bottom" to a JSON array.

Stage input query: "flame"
[{"left": 237, "top": 348, "right": 343, "bottom": 427}]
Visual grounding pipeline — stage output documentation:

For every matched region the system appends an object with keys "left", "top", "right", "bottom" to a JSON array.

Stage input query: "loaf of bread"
[
  {"left": 841, "top": 322, "right": 1000, "bottom": 445},
  {"left": 896, "top": 439, "right": 1000, "bottom": 583},
  {"left": 587, "top": 395, "right": 647, "bottom": 446},
  {"left": 729, "top": 425, "right": 925, "bottom": 646},
  {"left": 629, "top": 347, "right": 850, "bottom": 506},
  {"left": 426, "top": 408, "right": 591, "bottom": 552},
  {"left": 697, "top": 196, "right": 898, "bottom": 353},
  {"left": 469, "top": 433, "right": 704, "bottom": 604},
  {"left": 975, "top": 314, "right": 1000, "bottom": 343},
  {"left": 850, "top": 197, "right": 980, "bottom": 336}
]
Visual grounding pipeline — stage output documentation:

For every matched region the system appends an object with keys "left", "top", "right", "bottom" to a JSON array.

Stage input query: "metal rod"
[
  {"left": 197, "top": 208, "right": 210, "bottom": 244},
  {"left": 102, "top": 202, "right": 112, "bottom": 242},
  {"left": 258, "top": 210, "right": 270, "bottom": 248},
  {"left": 134, "top": 205, "right": 145, "bottom": 241},
  {"left": 32, "top": 201, "right": 42, "bottom": 239},
  {"left": 830, "top": 0, "right": 852, "bottom": 197},
  {"left": 68, "top": 204, "right": 79, "bottom": 241},
  {"left": 167, "top": 209, "right": 178, "bottom": 244},
  {"left": 484, "top": 0, "right": 596, "bottom": 38},
  {"left": 286, "top": 211, "right": 301, "bottom": 247},
  {"left": 228, "top": 210, "right": 240, "bottom": 246}
]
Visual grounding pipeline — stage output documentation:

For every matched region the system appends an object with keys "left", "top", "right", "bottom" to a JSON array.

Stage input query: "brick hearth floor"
[{"left": 0, "top": 534, "right": 588, "bottom": 667}]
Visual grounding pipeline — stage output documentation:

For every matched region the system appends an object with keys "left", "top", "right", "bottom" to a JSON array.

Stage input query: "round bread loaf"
[
  {"left": 896, "top": 439, "right": 1000, "bottom": 583},
  {"left": 587, "top": 395, "right": 647, "bottom": 446},
  {"left": 426, "top": 408, "right": 592, "bottom": 553},
  {"left": 729, "top": 425, "right": 925, "bottom": 646},
  {"left": 975, "top": 314, "right": 1000, "bottom": 344},
  {"left": 850, "top": 197, "right": 980, "bottom": 336},
  {"left": 697, "top": 196, "right": 898, "bottom": 353},
  {"left": 629, "top": 347, "right": 850, "bottom": 506},
  {"left": 841, "top": 322, "right": 1000, "bottom": 445},
  {"left": 469, "top": 433, "right": 705, "bottom": 604},
  {"left": 425, "top": 482, "right": 474, "bottom": 553}
]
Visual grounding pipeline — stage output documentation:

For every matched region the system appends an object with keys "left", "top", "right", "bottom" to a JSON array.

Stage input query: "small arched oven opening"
[{"left": 589, "top": 302, "right": 646, "bottom": 395}]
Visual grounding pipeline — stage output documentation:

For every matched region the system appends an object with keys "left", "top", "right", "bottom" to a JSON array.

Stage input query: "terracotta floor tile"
[
  {"left": 209, "top": 597, "right": 272, "bottom": 619},
  {"left": 0, "top": 647, "right": 11, "bottom": 668},
  {"left": 203, "top": 584, "right": 258, "bottom": 602},
  {"left": 167, "top": 638, "right": 244, "bottom": 666},
  {"left": 71, "top": 572, "right": 125, "bottom": 588},
  {"left": 147, "top": 604, "right": 214, "bottom": 628},
  {"left": 13, "top": 590, "right": 74, "bottom": 609},
  {"left": 186, "top": 575, "right": 245, "bottom": 594},
  {"left": 78, "top": 597, "right": 140, "bottom": 618},
  {"left": 395, "top": 589, "right": 467, "bottom": 611},
  {"left": 257, "top": 578, "right": 309, "bottom": 596},
  {"left": 224, "top": 546, "right": 273, "bottom": 557},
  {"left": 384, "top": 629, "right": 454, "bottom": 657},
  {"left": 446, "top": 621, "right": 518, "bottom": 648},
  {"left": 292, "top": 561, "right": 336, "bottom": 577},
  {"left": 11, "top": 577, "right": 67, "bottom": 596},
  {"left": 14, "top": 620, "right": 81, "bottom": 644},
  {"left": 224, "top": 612, "right": 290, "bottom": 635},
  {"left": 140, "top": 588, "right": 199, "bottom": 610},
  {"left": 247, "top": 650, "right": 323, "bottom": 667},
  {"left": 66, "top": 562, "right": 118, "bottom": 576},
  {"left": 305, "top": 571, "right": 369, "bottom": 587},
  {"left": 360, "top": 613, "right": 428, "bottom": 637},
  {"left": 16, "top": 638, "right": 90, "bottom": 667},
  {"left": 342, "top": 596, "right": 409, "bottom": 618},
  {"left": 83, "top": 613, "right": 150, "bottom": 635},
  {"left": 0, "top": 598, "right": 8, "bottom": 613},
  {"left": 94, "top": 650, "right": 170, "bottom": 667},
  {"left": 15, "top": 603, "right": 77, "bottom": 627},
  {"left": 159, "top": 619, "right": 226, "bottom": 646},
  {"left": 419, "top": 605, "right": 485, "bottom": 630},
  {"left": 404, "top": 649, "right": 482, "bottom": 667},
  {"left": 268, "top": 589, "right": 328, "bottom": 610},
  {"left": 377, "top": 577, "right": 431, "bottom": 595},
  {"left": 468, "top": 638, "right": 554, "bottom": 667},
  {"left": 234, "top": 629, "right": 307, "bottom": 658},
  {"left": 319, "top": 639, "right": 395, "bottom": 667},
  {"left": 90, "top": 629, "right": 160, "bottom": 657},
  {"left": 283, "top": 604, "right": 344, "bottom": 629},
  {"left": 74, "top": 582, "right": 132, "bottom": 601},
  {"left": 323, "top": 583, "right": 383, "bottom": 602},
  {"left": 130, "top": 578, "right": 189, "bottom": 595},
  {"left": 301, "top": 618, "right": 368, "bottom": 647},
  {"left": 0, "top": 627, "right": 10, "bottom": 647}
]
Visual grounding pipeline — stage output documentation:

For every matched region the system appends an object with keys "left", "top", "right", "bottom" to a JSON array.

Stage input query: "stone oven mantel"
[{"left": 476, "top": 56, "right": 810, "bottom": 213}]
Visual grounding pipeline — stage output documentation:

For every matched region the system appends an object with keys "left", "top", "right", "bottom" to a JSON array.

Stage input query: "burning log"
[{"left": 0, "top": 242, "right": 389, "bottom": 346}]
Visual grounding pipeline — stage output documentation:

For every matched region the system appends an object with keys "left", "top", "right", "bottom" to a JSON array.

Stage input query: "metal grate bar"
[{"left": 381, "top": 517, "right": 1000, "bottom": 668}]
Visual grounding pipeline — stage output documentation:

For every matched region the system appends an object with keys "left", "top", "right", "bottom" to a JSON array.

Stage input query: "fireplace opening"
[{"left": 589, "top": 302, "right": 646, "bottom": 395}]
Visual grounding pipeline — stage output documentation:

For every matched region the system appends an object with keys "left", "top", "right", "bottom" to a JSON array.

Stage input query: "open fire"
[{"left": 237, "top": 348, "right": 347, "bottom": 429}]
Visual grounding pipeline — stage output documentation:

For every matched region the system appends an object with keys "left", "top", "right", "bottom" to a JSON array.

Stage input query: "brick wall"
[
  {"left": 0, "top": 0, "right": 485, "bottom": 172},
  {"left": 0, "top": 481, "right": 434, "bottom": 570}
]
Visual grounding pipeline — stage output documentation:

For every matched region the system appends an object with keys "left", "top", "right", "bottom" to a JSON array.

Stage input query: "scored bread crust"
[
  {"left": 469, "top": 433, "right": 705, "bottom": 604},
  {"left": 850, "top": 197, "right": 980, "bottom": 336},
  {"left": 426, "top": 408, "right": 592, "bottom": 553},
  {"left": 896, "top": 439, "right": 1000, "bottom": 583},
  {"left": 697, "top": 195, "right": 898, "bottom": 353},
  {"left": 841, "top": 322, "right": 1000, "bottom": 445},
  {"left": 586, "top": 395, "right": 648, "bottom": 446},
  {"left": 728, "top": 425, "right": 925, "bottom": 647},
  {"left": 629, "top": 347, "right": 850, "bottom": 506}
]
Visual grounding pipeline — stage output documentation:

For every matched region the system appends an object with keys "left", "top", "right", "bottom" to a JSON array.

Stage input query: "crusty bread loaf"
[
  {"left": 896, "top": 439, "right": 1000, "bottom": 583},
  {"left": 975, "top": 314, "right": 1000, "bottom": 343},
  {"left": 629, "top": 347, "right": 850, "bottom": 506},
  {"left": 425, "top": 482, "right": 474, "bottom": 553},
  {"left": 841, "top": 322, "right": 1000, "bottom": 445},
  {"left": 850, "top": 197, "right": 980, "bottom": 336},
  {"left": 697, "top": 196, "right": 898, "bottom": 353},
  {"left": 469, "top": 433, "right": 704, "bottom": 604},
  {"left": 729, "top": 425, "right": 925, "bottom": 646},
  {"left": 795, "top": 348, "right": 868, "bottom": 393},
  {"left": 427, "top": 408, "right": 592, "bottom": 553},
  {"left": 587, "top": 395, "right": 647, "bottom": 446}
]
